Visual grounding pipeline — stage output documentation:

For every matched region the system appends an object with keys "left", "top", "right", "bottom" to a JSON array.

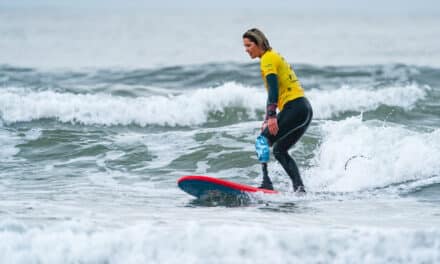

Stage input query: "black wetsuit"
[{"left": 261, "top": 97, "right": 313, "bottom": 191}]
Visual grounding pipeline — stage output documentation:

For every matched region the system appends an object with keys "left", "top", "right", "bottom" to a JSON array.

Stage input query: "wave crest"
[
  {"left": 0, "top": 82, "right": 428, "bottom": 126},
  {"left": 0, "top": 83, "right": 264, "bottom": 127}
]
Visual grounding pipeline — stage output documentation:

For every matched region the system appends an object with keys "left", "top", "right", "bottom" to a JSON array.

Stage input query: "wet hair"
[{"left": 242, "top": 28, "right": 271, "bottom": 51}]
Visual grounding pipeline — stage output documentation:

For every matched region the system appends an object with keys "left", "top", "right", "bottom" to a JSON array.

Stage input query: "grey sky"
[{"left": 1, "top": 0, "right": 440, "bottom": 15}]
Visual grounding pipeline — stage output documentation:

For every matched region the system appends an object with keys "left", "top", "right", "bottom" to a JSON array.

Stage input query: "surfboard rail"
[{"left": 178, "top": 175, "right": 278, "bottom": 199}]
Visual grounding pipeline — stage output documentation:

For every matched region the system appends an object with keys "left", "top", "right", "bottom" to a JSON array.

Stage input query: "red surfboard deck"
[{"left": 177, "top": 175, "right": 277, "bottom": 200}]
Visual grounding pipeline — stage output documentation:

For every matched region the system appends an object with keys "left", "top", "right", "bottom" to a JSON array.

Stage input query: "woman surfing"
[{"left": 243, "top": 28, "right": 313, "bottom": 193}]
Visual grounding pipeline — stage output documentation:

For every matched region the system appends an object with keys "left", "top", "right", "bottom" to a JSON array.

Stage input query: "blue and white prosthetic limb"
[{"left": 255, "top": 135, "right": 273, "bottom": 190}]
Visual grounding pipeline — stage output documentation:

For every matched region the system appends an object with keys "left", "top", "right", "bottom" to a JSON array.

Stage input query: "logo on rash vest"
[{"left": 264, "top": 64, "right": 273, "bottom": 68}]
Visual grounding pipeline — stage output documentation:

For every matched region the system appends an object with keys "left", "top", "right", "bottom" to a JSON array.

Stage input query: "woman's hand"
[
  {"left": 267, "top": 117, "right": 279, "bottom": 135},
  {"left": 261, "top": 120, "right": 268, "bottom": 132}
]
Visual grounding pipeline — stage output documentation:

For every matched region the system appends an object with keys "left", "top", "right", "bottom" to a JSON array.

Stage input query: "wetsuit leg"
[
  {"left": 262, "top": 97, "right": 313, "bottom": 191},
  {"left": 272, "top": 124, "right": 309, "bottom": 191}
]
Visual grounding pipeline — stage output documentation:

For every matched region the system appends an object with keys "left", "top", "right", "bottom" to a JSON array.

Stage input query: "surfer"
[{"left": 243, "top": 28, "right": 313, "bottom": 192}]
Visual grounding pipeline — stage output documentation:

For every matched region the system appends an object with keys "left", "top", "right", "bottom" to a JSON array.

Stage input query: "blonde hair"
[{"left": 242, "top": 28, "right": 271, "bottom": 51}]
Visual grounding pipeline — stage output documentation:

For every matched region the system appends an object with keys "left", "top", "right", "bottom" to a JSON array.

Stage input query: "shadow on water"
[
  {"left": 185, "top": 198, "right": 316, "bottom": 214},
  {"left": 257, "top": 202, "right": 302, "bottom": 213},
  {"left": 255, "top": 198, "right": 320, "bottom": 214},
  {"left": 186, "top": 193, "right": 253, "bottom": 207},
  {"left": 183, "top": 192, "right": 316, "bottom": 214}
]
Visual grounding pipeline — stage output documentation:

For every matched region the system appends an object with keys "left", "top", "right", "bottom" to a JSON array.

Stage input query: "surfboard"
[{"left": 177, "top": 175, "right": 278, "bottom": 201}]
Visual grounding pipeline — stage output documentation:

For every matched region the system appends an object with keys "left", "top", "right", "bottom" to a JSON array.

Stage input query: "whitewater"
[{"left": 1, "top": 6, "right": 440, "bottom": 264}]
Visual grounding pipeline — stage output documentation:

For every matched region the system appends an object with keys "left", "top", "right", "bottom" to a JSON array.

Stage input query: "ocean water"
[{"left": 1, "top": 7, "right": 440, "bottom": 264}]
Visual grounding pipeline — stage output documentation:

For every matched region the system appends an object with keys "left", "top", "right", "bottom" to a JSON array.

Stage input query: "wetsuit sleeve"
[
  {"left": 266, "top": 74, "right": 278, "bottom": 105},
  {"left": 261, "top": 52, "right": 280, "bottom": 119},
  {"left": 265, "top": 73, "right": 278, "bottom": 119}
]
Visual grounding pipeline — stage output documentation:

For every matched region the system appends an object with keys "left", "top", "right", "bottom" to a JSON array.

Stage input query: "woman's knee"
[{"left": 272, "top": 145, "right": 288, "bottom": 162}]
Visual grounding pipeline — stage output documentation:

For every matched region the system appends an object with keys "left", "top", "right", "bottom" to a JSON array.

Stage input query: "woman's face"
[{"left": 243, "top": 38, "right": 264, "bottom": 59}]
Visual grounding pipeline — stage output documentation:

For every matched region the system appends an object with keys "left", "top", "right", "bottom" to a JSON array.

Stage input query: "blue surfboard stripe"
[{"left": 178, "top": 179, "right": 244, "bottom": 199}]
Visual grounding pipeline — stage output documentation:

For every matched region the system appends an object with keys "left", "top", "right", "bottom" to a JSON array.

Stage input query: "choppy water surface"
[{"left": 1, "top": 8, "right": 440, "bottom": 264}]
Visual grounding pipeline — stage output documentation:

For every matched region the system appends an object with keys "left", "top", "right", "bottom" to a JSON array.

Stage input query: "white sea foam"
[
  {"left": 0, "top": 128, "right": 23, "bottom": 161},
  {"left": 0, "top": 83, "right": 264, "bottom": 126},
  {"left": 308, "top": 83, "right": 428, "bottom": 119},
  {"left": 0, "top": 221, "right": 439, "bottom": 264},
  {"left": 23, "top": 128, "right": 42, "bottom": 141},
  {"left": 305, "top": 115, "right": 440, "bottom": 192},
  {"left": 0, "top": 82, "right": 428, "bottom": 126}
]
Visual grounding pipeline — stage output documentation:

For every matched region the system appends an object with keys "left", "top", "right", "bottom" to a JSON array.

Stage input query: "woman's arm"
[{"left": 265, "top": 73, "right": 279, "bottom": 135}]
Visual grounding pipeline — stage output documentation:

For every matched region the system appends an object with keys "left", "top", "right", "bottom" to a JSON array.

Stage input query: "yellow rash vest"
[{"left": 260, "top": 50, "right": 304, "bottom": 111}]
